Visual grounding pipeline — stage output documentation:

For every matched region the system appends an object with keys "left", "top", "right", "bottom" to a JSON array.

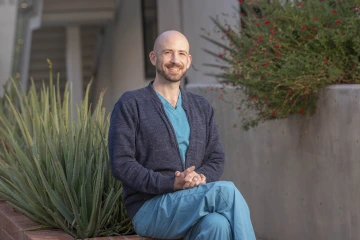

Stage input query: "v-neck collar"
[{"left": 156, "top": 90, "right": 182, "bottom": 110}]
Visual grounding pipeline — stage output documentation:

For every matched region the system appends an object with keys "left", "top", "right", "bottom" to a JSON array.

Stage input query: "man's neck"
[{"left": 153, "top": 78, "right": 181, "bottom": 108}]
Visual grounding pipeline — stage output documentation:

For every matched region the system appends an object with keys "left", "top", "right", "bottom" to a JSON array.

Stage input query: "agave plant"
[{"left": 0, "top": 60, "right": 134, "bottom": 238}]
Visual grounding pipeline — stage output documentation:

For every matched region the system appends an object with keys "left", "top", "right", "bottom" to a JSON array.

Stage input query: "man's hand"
[{"left": 174, "top": 166, "right": 207, "bottom": 190}]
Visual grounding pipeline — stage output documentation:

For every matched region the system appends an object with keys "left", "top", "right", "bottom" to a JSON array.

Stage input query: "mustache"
[{"left": 165, "top": 63, "right": 183, "bottom": 68}]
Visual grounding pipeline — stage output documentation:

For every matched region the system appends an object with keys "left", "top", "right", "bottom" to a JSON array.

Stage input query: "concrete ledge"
[
  {"left": 187, "top": 83, "right": 360, "bottom": 240},
  {"left": 0, "top": 199, "right": 155, "bottom": 240}
]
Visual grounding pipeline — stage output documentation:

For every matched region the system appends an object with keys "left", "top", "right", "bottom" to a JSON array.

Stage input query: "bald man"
[{"left": 108, "top": 31, "right": 256, "bottom": 240}]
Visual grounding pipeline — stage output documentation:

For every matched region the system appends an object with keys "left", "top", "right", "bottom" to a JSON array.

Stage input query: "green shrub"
[
  {"left": 0, "top": 61, "right": 134, "bottom": 238},
  {"left": 203, "top": 0, "right": 360, "bottom": 130}
]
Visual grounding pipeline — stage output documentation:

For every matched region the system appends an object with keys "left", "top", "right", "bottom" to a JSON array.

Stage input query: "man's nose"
[{"left": 171, "top": 53, "right": 179, "bottom": 63}]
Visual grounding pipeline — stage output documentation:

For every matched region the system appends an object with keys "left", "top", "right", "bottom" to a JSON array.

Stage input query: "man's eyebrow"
[
  {"left": 178, "top": 50, "right": 188, "bottom": 54},
  {"left": 162, "top": 49, "right": 188, "bottom": 54}
]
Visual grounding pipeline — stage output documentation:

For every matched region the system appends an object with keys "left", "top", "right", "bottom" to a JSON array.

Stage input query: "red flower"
[
  {"left": 323, "top": 58, "right": 329, "bottom": 62},
  {"left": 263, "top": 62, "right": 269, "bottom": 66},
  {"left": 218, "top": 53, "right": 223, "bottom": 58},
  {"left": 274, "top": 45, "right": 280, "bottom": 49},
  {"left": 313, "top": 28, "right": 317, "bottom": 33},
  {"left": 270, "top": 28, "right": 276, "bottom": 35},
  {"left": 254, "top": 95, "right": 258, "bottom": 99},
  {"left": 299, "top": 109, "right": 305, "bottom": 114},
  {"left": 351, "top": 66, "right": 355, "bottom": 70},
  {"left": 354, "top": 6, "right": 358, "bottom": 10},
  {"left": 313, "top": 17, "right": 319, "bottom": 21},
  {"left": 264, "top": 20, "right": 271, "bottom": 25},
  {"left": 265, "top": 97, "right": 269, "bottom": 101},
  {"left": 237, "top": 60, "right": 242, "bottom": 64},
  {"left": 332, "top": 9, "right": 337, "bottom": 14},
  {"left": 255, "top": 23, "right": 260, "bottom": 27},
  {"left": 271, "top": 110, "right": 276, "bottom": 116},
  {"left": 249, "top": 97, "right": 253, "bottom": 101},
  {"left": 297, "top": 3, "right": 302, "bottom": 7},
  {"left": 340, "top": 30, "right": 344, "bottom": 35},
  {"left": 335, "top": 20, "right": 342, "bottom": 25},
  {"left": 308, "top": 37, "right": 313, "bottom": 40},
  {"left": 301, "top": 26, "right": 307, "bottom": 30},
  {"left": 276, "top": 52, "right": 282, "bottom": 57},
  {"left": 238, "top": 0, "right": 243, "bottom": 2},
  {"left": 288, "top": 90, "right": 293, "bottom": 95}
]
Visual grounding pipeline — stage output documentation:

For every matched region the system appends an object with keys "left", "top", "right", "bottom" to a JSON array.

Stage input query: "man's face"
[{"left": 150, "top": 34, "right": 192, "bottom": 83}]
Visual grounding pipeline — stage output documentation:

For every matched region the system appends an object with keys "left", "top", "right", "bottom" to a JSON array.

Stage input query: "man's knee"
[
  {"left": 203, "top": 213, "right": 230, "bottom": 230},
  {"left": 211, "top": 181, "right": 239, "bottom": 194},
  {"left": 187, "top": 213, "right": 231, "bottom": 239}
]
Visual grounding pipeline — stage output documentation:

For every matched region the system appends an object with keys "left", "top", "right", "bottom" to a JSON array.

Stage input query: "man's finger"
[
  {"left": 175, "top": 171, "right": 181, "bottom": 177},
  {"left": 184, "top": 172, "right": 198, "bottom": 182},
  {"left": 183, "top": 166, "right": 195, "bottom": 175}
]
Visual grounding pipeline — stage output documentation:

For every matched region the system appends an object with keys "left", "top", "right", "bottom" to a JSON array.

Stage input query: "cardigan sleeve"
[
  {"left": 108, "top": 95, "right": 176, "bottom": 194},
  {"left": 195, "top": 105, "right": 225, "bottom": 183}
]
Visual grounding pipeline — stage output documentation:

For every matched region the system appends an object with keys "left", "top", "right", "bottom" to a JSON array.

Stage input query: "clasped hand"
[{"left": 174, "top": 166, "right": 206, "bottom": 190}]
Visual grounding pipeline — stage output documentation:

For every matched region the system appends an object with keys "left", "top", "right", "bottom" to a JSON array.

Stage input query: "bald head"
[
  {"left": 153, "top": 30, "right": 190, "bottom": 54},
  {"left": 149, "top": 30, "right": 192, "bottom": 83}
]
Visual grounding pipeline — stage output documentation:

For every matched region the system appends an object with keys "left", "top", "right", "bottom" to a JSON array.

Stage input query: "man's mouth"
[
  {"left": 166, "top": 64, "right": 182, "bottom": 73},
  {"left": 167, "top": 67, "right": 180, "bottom": 73}
]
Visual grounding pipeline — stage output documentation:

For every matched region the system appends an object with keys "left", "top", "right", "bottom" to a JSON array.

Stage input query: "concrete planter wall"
[{"left": 187, "top": 84, "right": 360, "bottom": 240}]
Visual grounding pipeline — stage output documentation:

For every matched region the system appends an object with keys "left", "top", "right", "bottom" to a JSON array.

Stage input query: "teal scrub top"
[{"left": 156, "top": 91, "right": 190, "bottom": 167}]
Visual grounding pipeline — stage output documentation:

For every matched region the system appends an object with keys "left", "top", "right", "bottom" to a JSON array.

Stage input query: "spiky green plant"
[{"left": 0, "top": 60, "right": 134, "bottom": 239}]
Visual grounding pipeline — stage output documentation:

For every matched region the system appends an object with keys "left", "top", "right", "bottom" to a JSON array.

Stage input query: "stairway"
[{"left": 28, "top": 24, "right": 103, "bottom": 95}]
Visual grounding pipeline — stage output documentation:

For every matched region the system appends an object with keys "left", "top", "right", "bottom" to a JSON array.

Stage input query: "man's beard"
[{"left": 156, "top": 63, "right": 186, "bottom": 82}]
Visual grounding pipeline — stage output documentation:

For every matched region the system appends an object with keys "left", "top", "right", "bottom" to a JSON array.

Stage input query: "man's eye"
[{"left": 164, "top": 51, "right": 170, "bottom": 54}]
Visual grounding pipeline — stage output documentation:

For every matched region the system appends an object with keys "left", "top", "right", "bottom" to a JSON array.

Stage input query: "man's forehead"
[{"left": 154, "top": 31, "right": 190, "bottom": 52}]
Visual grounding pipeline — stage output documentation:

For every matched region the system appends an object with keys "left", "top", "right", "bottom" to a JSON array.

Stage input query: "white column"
[
  {"left": 66, "top": 25, "right": 83, "bottom": 114},
  {"left": 0, "top": 0, "right": 18, "bottom": 95}
]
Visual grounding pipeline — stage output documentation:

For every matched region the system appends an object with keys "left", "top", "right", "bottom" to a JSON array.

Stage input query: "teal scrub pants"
[{"left": 132, "top": 181, "right": 256, "bottom": 240}]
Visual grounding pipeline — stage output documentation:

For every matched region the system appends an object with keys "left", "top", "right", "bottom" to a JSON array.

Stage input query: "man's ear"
[
  {"left": 186, "top": 54, "right": 193, "bottom": 69},
  {"left": 149, "top": 51, "right": 156, "bottom": 66}
]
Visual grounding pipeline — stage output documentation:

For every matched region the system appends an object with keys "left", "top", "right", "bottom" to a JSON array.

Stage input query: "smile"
[{"left": 167, "top": 67, "right": 181, "bottom": 73}]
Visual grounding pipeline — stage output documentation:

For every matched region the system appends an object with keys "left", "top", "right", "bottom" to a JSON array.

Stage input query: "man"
[{"left": 108, "top": 30, "right": 256, "bottom": 240}]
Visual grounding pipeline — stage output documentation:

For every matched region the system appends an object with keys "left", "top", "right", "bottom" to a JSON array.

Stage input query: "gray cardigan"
[{"left": 108, "top": 82, "right": 225, "bottom": 218}]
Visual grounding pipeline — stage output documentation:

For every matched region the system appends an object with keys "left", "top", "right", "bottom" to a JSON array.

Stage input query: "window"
[{"left": 141, "top": 0, "right": 158, "bottom": 79}]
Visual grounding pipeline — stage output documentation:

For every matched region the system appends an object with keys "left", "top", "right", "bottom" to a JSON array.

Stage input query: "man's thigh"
[{"left": 132, "top": 181, "right": 234, "bottom": 239}]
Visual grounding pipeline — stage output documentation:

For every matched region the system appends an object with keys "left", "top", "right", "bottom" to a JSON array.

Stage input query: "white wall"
[
  {"left": 157, "top": 0, "right": 182, "bottom": 33},
  {"left": 182, "top": 0, "right": 239, "bottom": 85},
  {"left": 0, "top": 0, "right": 18, "bottom": 95}
]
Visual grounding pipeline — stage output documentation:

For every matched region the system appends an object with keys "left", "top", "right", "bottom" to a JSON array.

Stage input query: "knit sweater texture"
[{"left": 108, "top": 82, "right": 225, "bottom": 218}]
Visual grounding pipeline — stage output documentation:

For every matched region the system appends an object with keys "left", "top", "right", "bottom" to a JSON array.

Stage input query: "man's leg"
[
  {"left": 132, "top": 181, "right": 256, "bottom": 240},
  {"left": 185, "top": 212, "right": 232, "bottom": 240}
]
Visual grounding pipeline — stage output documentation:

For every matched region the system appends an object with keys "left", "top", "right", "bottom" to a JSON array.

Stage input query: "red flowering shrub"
[{"left": 202, "top": 0, "right": 360, "bottom": 130}]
